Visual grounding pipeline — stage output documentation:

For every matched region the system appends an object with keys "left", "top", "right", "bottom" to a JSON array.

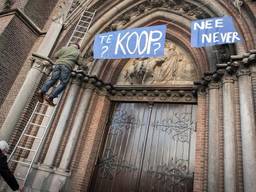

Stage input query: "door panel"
[
  {"left": 139, "top": 104, "right": 196, "bottom": 192},
  {"left": 90, "top": 103, "right": 152, "bottom": 192},
  {"left": 90, "top": 103, "right": 196, "bottom": 192}
]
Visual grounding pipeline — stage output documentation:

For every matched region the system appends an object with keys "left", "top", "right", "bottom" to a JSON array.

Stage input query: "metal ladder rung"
[
  {"left": 15, "top": 176, "right": 26, "bottom": 181},
  {"left": 84, "top": 11, "right": 95, "bottom": 15},
  {"left": 74, "top": 29, "right": 87, "bottom": 33},
  {"left": 23, "top": 134, "right": 42, "bottom": 140},
  {"left": 81, "top": 17, "right": 91, "bottom": 22},
  {"left": 81, "top": 15, "right": 92, "bottom": 19},
  {"left": 71, "top": 37, "right": 83, "bottom": 40},
  {"left": 38, "top": 103, "right": 49, "bottom": 107},
  {"left": 34, "top": 112, "right": 50, "bottom": 117},
  {"left": 10, "top": 159, "right": 31, "bottom": 166},
  {"left": 17, "top": 146, "right": 36, "bottom": 152},
  {"left": 69, "top": 37, "right": 83, "bottom": 41},
  {"left": 74, "top": 28, "right": 88, "bottom": 33},
  {"left": 74, "top": 31, "right": 85, "bottom": 35},
  {"left": 80, "top": 20, "right": 90, "bottom": 24},
  {"left": 29, "top": 122, "right": 47, "bottom": 128},
  {"left": 77, "top": 25, "right": 88, "bottom": 29}
]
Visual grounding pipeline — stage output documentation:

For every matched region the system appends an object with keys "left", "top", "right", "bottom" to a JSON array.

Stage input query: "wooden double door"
[{"left": 90, "top": 103, "right": 196, "bottom": 192}]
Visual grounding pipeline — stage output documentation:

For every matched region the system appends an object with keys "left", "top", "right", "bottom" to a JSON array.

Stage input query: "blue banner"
[
  {"left": 93, "top": 25, "right": 167, "bottom": 59},
  {"left": 191, "top": 16, "right": 242, "bottom": 48}
]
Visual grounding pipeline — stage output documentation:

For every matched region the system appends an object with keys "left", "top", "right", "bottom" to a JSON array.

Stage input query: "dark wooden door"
[{"left": 90, "top": 103, "right": 196, "bottom": 192}]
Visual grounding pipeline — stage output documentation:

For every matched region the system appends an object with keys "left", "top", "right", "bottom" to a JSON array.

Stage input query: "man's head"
[
  {"left": 70, "top": 43, "right": 80, "bottom": 49},
  {"left": 0, "top": 140, "right": 9, "bottom": 154}
]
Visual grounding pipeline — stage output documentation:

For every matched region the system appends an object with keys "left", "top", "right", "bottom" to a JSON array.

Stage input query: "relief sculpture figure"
[{"left": 119, "top": 41, "right": 197, "bottom": 85}]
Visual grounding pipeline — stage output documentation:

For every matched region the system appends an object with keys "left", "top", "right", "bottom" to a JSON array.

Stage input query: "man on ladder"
[{"left": 37, "top": 43, "right": 81, "bottom": 106}]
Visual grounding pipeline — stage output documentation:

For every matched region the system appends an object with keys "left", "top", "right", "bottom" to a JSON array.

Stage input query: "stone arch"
[
  {"left": 97, "top": 15, "right": 208, "bottom": 84},
  {"left": 70, "top": 0, "right": 253, "bottom": 82}
]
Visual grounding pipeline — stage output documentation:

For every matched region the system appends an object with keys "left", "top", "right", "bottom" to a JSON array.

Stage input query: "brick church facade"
[{"left": 0, "top": 0, "right": 256, "bottom": 191}]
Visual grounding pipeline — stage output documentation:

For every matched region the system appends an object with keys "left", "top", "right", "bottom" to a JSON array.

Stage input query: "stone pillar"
[
  {"left": 222, "top": 74, "right": 236, "bottom": 192},
  {"left": 46, "top": 84, "right": 94, "bottom": 191},
  {"left": 208, "top": 83, "right": 220, "bottom": 192},
  {"left": 59, "top": 86, "right": 93, "bottom": 170},
  {"left": 237, "top": 66, "right": 256, "bottom": 192},
  {"left": 250, "top": 54, "right": 256, "bottom": 118},
  {"left": 43, "top": 79, "right": 81, "bottom": 167},
  {"left": 66, "top": 95, "right": 111, "bottom": 191},
  {"left": 90, "top": 59, "right": 105, "bottom": 76},
  {"left": 0, "top": 21, "right": 62, "bottom": 141},
  {"left": 30, "top": 77, "right": 81, "bottom": 190}
]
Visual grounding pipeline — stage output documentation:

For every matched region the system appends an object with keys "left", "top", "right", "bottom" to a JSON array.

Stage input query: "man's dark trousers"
[{"left": 41, "top": 64, "right": 71, "bottom": 99}]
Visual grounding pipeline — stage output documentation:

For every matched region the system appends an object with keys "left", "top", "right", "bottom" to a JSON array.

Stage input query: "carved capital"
[
  {"left": 197, "top": 87, "right": 207, "bottom": 96},
  {"left": 70, "top": 73, "right": 83, "bottom": 85},
  {"left": 208, "top": 82, "right": 221, "bottom": 90},
  {"left": 222, "top": 73, "right": 235, "bottom": 84},
  {"left": 250, "top": 65, "right": 256, "bottom": 74},
  {"left": 237, "top": 67, "right": 251, "bottom": 77},
  {"left": 31, "top": 54, "right": 53, "bottom": 75}
]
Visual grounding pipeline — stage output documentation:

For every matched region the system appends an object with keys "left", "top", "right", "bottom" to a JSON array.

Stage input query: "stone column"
[
  {"left": 30, "top": 77, "right": 81, "bottom": 190},
  {"left": 66, "top": 95, "right": 111, "bottom": 191},
  {"left": 90, "top": 59, "right": 105, "bottom": 76},
  {"left": 0, "top": 21, "right": 63, "bottom": 141},
  {"left": 237, "top": 66, "right": 256, "bottom": 192},
  {"left": 208, "top": 83, "right": 220, "bottom": 192},
  {"left": 47, "top": 84, "right": 94, "bottom": 191},
  {"left": 59, "top": 85, "right": 93, "bottom": 170},
  {"left": 222, "top": 74, "right": 236, "bottom": 192},
  {"left": 43, "top": 79, "right": 81, "bottom": 167}
]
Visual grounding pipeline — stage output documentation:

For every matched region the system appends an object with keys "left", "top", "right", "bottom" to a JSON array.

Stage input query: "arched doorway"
[{"left": 89, "top": 40, "right": 198, "bottom": 192}]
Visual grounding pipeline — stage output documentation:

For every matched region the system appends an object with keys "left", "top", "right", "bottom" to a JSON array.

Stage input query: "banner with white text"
[
  {"left": 93, "top": 25, "right": 167, "bottom": 59},
  {"left": 191, "top": 16, "right": 242, "bottom": 48}
]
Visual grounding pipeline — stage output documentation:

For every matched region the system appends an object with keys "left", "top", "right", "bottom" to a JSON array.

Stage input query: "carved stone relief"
[{"left": 117, "top": 40, "right": 198, "bottom": 86}]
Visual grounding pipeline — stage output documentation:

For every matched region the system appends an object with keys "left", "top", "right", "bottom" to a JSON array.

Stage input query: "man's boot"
[
  {"left": 44, "top": 95, "right": 56, "bottom": 106},
  {"left": 37, "top": 90, "right": 44, "bottom": 103}
]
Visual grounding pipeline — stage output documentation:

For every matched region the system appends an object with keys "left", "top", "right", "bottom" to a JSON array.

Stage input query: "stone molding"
[
  {"left": 30, "top": 53, "right": 54, "bottom": 74},
  {"left": 0, "top": 9, "right": 46, "bottom": 35},
  {"left": 194, "top": 50, "right": 256, "bottom": 91},
  {"left": 28, "top": 54, "right": 196, "bottom": 103}
]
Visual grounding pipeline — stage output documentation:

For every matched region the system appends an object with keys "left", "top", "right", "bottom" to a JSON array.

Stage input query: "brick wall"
[
  {"left": 234, "top": 80, "right": 244, "bottom": 191},
  {"left": 0, "top": 13, "right": 13, "bottom": 34},
  {"left": 23, "top": 0, "right": 59, "bottom": 29},
  {"left": 0, "top": 0, "right": 59, "bottom": 29},
  {"left": 0, "top": 14, "right": 37, "bottom": 107},
  {"left": 193, "top": 92, "right": 208, "bottom": 192}
]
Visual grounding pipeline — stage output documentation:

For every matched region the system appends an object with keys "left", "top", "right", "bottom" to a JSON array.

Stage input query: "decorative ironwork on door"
[{"left": 90, "top": 103, "right": 196, "bottom": 192}]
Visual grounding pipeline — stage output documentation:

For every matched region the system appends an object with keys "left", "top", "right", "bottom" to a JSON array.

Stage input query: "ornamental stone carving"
[{"left": 117, "top": 41, "right": 198, "bottom": 86}]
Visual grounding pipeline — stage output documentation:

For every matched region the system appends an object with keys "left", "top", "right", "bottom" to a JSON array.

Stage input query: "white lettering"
[
  {"left": 194, "top": 22, "right": 205, "bottom": 30},
  {"left": 126, "top": 32, "right": 139, "bottom": 54},
  {"left": 220, "top": 32, "right": 228, "bottom": 42},
  {"left": 114, "top": 32, "right": 130, "bottom": 55},
  {"left": 99, "top": 35, "right": 108, "bottom": 44},
  {"left": 205, "top": 20, "right": 213, "bottom": 29},
  {"left": 232, "top": 32, "right": 241, "bottom": 41},
  {"left": 106, "top": 35, "right": 113, "bottom": 44},
  {"left": 226, "top": 32, "right": 233, "bottom": 43},
  {"left": 138, "top": 31, "right": 148, "bottom": 55},
  {"left": 202, "top": 34, "right": 212, "bottom": 43},
  {"left": 215, "top": 19, "right": 224, "bottom": 28},
  {"left": 147, "top": 30, "right": 162, "bottom": 54},
  {"left": 213, "top": 32, "right": 219, "bottom": 43}
]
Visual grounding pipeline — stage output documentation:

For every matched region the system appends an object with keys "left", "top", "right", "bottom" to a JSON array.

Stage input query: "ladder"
[
  {"left": 67, "top": 9, "right": 96, "bottom": 46},
  {"left": 7, "top": 6, "right": 96, "bottom": 189}
]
